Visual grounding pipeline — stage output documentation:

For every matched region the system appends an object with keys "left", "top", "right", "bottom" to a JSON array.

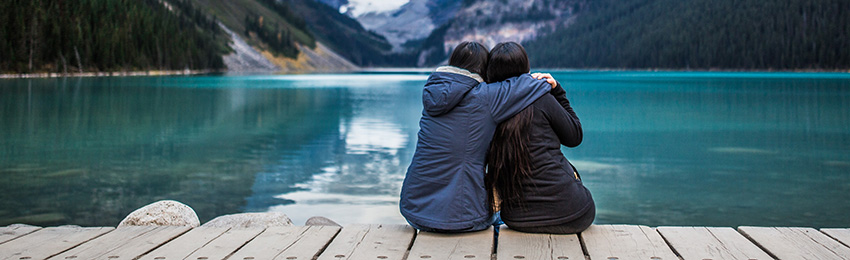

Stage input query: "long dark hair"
[
  {"left": 484, "top": 42, "right": 534, "bottom": 213},
  {"left": 449, "top": 41, "right": 489, "bottom": 78}
]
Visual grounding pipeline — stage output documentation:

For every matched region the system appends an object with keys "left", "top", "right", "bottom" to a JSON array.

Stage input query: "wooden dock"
[{"left": 2, "top": 224, "right": 850, "bottom": 260}]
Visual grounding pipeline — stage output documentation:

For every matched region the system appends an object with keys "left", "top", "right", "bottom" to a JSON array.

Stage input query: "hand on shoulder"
[{"left": 531, "top": 72, "right": 558, "bottom": 89}]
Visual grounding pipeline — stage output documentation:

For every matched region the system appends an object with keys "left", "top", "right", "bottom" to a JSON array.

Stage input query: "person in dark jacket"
[
  {"left": 400, "top": 42, "right": 555, "bottom": 232},
  {"left": 485, "top": 42, "right": 594, "bottom": 234}
]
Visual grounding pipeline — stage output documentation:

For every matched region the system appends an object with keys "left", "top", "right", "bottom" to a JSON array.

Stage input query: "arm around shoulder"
[{"left": 487, "top": 74, "right": 552, "bottom": 123}]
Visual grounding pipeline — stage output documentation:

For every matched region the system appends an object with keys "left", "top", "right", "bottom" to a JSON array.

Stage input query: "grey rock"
[
  {"left": 6, "top": 223, "right": 39, "bottom": 229},
  {"left": 220, "top": 24, "right": 280, "bottom": 73},
  {"left": 305, "top": 216, "right": 341, "bottom": 227},
  {"left": 202, "top": 212, "right": 293, "bottom": 228},
  {"left": 118, "top": 200, "right": 200, "bottom": 227}
]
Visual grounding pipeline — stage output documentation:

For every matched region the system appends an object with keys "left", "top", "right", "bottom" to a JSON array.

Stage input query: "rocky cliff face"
[
  {"left": 345, "top": 0, "right": 585, "bottom": 65},
  {"left": 409, "top": 0, "right": 584, "bottom": 66},
  {"left": 443, "top": 0, "right": 582, "bottom": 50},
  {"left": 222, "top": 24, "right": 357, "bottom": 73},
  {"left": 352, "top": 0, "right": 462, "bottom": 52}
]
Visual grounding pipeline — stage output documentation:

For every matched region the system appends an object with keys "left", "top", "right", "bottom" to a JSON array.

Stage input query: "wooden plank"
[
  {"left": 183, "top": 228, "right": 265, "bottom": 260},
  {"left": 105, "top": 226, "right": 191, "bottom": 259},
  {"left": 0, "top": 226, "right": 113, "bottom": 260},
  {"left": 273, "top": 226, "right": 341, "bottom": 260},
  {"left": 822, "top": 228, "right": 850, "bottom": 248},
  {"left": 0, "top": 225, "right": 41, "bottom": 244},
  {"left": 657, "top": 226, "right": 771, "bottom": 260},
  {"left": 228, "top": 225, "right": 340, "bottom": 260},
  {"left": 137, "top": 227, "right": 231, "bottom": 260},
  {"left": 582, "top": 225, "right": 678, "bottom": 260},
  {"left": 316, "top": 224, "right": 415, "bottom": 260},
  {"left": 408, "top": 227, "right": 493, "bottom": 260},
  {"left": 497, "top": 227, "right": 583, "bottom": 260},
  {"left": 53, "top": 226, "right": 190, "bottom": 260},
  {"left": 739, "top": 226, "right": 850, "bottom": 260}
]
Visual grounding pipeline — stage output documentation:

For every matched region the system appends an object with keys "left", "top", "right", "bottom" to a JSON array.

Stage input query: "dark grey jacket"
[{"left": 500, "top": 83, "right": 593, "bottom": 228}]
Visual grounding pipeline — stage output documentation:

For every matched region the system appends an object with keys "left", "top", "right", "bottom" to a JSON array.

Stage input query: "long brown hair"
[{"left": 484, "top": 42, "right": 534, "bottom": 213}]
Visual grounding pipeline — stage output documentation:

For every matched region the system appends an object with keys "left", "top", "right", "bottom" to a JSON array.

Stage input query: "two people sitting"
[{"left": 400, "top": 41, "right": 594, "bottom": 234}]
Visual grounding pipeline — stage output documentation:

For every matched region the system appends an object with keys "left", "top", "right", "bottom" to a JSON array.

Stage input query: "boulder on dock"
[
  {"left": 202, "top": 212, "right": 293, "bottom": 228},
  {"left": 305, "top": 216, "right": 341, "bottom": 227},
  {"left": 118, "top": 200, "right": 200, "bottom": 227}
]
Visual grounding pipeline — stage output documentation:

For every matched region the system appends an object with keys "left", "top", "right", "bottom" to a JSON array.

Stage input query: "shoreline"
[
  {"left": 2, "top": 67, "right": 848, "bottom": 79},
  {"left": 0, "top": 69, "right": 221, "bottom": 79}
]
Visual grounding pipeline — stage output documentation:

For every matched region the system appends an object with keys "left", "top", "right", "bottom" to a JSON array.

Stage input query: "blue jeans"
[{"left": 408, "top": 212, "right": 503, "bottom": 233}]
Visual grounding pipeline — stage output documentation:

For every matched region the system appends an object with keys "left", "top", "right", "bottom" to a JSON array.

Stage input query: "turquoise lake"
[{"left": 1, "top": 71, "right": 849, "bottom": 227}]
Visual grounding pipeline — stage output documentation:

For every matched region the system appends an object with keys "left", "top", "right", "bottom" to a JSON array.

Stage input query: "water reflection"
[
  {"left": 246, "top": 83, "right": 420, "bottom": 225},
  {"left": 1, "top": 72, "right": 849, "bottom": 228}
]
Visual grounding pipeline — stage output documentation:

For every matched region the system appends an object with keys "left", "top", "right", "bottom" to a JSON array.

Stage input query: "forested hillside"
[
  {"left": 286, "top": 0, "right": 412, "bottom": 66},
  {"left": 192, "top": 0, "right": 316, "bottom": 59},
  {"left": 0, "top": 0, "right": 229, "bottom": 73},
  {"left": 525, "top": 0, "right": 850, "bottom": 70}
]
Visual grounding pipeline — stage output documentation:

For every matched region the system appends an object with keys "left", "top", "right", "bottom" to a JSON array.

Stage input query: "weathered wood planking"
[
  {"left": 739, "top": 226, "right": 850, "bottom": 260},
  {"left": 228, "top": 225, "right": 340, "bottom": 260},
  {"left": 0, "top": 226, "right": 113, "bottom": 260},
  {"left": 183, "top": 228, "right": 265, "bottom": 260},
  {"left": 582, "top": 225, "right": 678, "bottom": 260},
  {"left": 0, "top": 225, "right": 41, "bottom": 244},
  {"left": 497, "top": 227, "right": 583, "bottom": 260},
  {"left": 408, "top": 227, "right": 493, "bottom": 260},
  {"left": 316, "top": 224, "right": 415, "bottom": 260},
  {"left": 137, "top": 227, "right": 231, "bottom": 260},
  {"left": 657, "top": 226, "right": 771, "bottom": 260},
  {"left": 822, "top": 228, "right": 850, "bottom": 248},
  {"left": 52, "top": 226, "right": 190, "bottom": 260}
]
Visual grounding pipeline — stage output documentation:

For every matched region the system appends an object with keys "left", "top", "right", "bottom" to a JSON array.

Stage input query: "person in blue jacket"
[{"left": 400, "top": 42, "right": 555, "bottom": 232}]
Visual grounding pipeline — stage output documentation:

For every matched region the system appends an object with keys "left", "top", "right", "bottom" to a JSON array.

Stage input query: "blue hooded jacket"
[{"left": 400, "top": 66, "right": 551, "bottom": 230}]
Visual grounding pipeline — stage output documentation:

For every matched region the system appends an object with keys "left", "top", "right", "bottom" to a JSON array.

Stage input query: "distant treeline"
[
  {"left": 0, "top": 0, "right": 228, "bottom": 73},
  {"left": 526, "top": 0, "right": 850, "bottom": 70}
]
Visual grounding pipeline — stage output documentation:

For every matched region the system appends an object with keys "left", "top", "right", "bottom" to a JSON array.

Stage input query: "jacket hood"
[{"left": 422, "top": 66, "right": 484, "bottom": 117}]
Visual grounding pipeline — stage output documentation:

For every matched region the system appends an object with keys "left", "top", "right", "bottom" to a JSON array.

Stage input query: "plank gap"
[
  {"left": 134, "top": 226, "right": 194, "bottom": 260},
  {"left": 400, "top": 228, "right": 418, "bottom": 260},
  {"left": 222, "top": 228, "right": 268, "bottom": 260},
  {"left": 309, "top": 226, "right": 343, "bottom": 260},
  {"left": 576, "top": 232, "right": 589, "bottom": 260},
  {"left": 736, "top": 227, "right": 781, "bottom": 260},
  {"left": 821, "top": 229, "right": 850, "bottom": 249},
  {"left": 654, "top": 228, "right": 684, "bottom": 260},
  {"left": 0, "top": 225, "right": 42, "bottom": 245},
  {"left": 44, "top": 227, "right": 116, "bottom": 260}
]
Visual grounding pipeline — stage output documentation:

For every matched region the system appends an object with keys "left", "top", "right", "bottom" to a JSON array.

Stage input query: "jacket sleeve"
[
  {"left": 487, "top": 74, "right": 551, "bottom": 123},
  {"left": 540, "top": 84, "right": 582, "bottom": 147}
]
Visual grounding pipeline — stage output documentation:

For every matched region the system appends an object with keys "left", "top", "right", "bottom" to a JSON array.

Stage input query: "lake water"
[{"left": 1, "top": 71, "right": 849, "bottom": 228}]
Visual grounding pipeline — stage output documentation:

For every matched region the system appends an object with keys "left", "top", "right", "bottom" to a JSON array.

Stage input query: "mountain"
[
  {"left": 354, "top": 0, "right": 463, "bottom": 52},
  {"left": 524, "top": 0, "right": 850, "bottom": 70},
  {"left": 185, "top": 0, "right": 407, "bottom": 70},
  {"left": 411, "top": 0, "right": 584, "bottom": 66},
  {"left": 286, "top": 0, "right": 413, "bottom": 67}
]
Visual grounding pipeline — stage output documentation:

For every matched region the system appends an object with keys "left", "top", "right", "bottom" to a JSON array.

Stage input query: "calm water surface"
[{"left": 1, "top": 71, "right": 849, "bottom": 227}]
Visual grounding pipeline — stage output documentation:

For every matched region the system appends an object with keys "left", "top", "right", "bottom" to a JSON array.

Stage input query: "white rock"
[
  {"left": 118, "top": 200, "right": 200, "bottom": 227},
  {"left": 202, "top": 212, "right": 292, "bottom": 228}
]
